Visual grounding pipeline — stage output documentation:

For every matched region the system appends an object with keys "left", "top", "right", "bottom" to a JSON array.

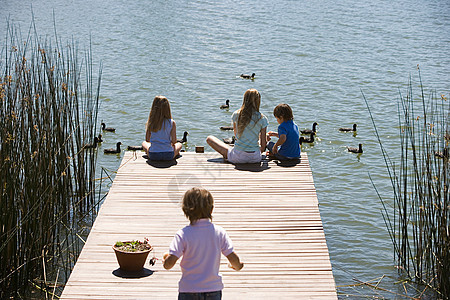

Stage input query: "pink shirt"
[{"left": 169, "top": 219, "right": 234, "bottom": 293}]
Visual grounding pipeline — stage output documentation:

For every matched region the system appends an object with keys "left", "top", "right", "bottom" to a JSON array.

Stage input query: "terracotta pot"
[{"left": 113, "top": 244, "right": 152, "bottom": 271}]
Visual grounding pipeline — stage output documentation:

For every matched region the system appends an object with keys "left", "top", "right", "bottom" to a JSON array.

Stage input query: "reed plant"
[
  {"left": 0, "top": 21, "right": 102, "bottom": 297},
  {"left": 366, "top": 70, "right": 449, "bottom": 297}
]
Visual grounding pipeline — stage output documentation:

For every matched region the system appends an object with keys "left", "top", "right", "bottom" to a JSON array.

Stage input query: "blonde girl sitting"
[
  {"left": 206, "top": 88, "right": 268, "bottom": 164},
  {"left": 142, "top": 96, "right": 182, "bottom": 161}
]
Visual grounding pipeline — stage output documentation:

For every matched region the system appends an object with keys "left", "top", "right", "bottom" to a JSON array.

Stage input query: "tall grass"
[
  {"left": 366, "top": 70, "right": 449, "bottom": 297},
  {"left": 0, "top": 20, "right": 102, "bottom": 297}
]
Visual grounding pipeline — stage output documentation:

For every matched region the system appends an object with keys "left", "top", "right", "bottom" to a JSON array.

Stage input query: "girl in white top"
[
  {"left": 142, "top": 96, "right": 182, "bottom": 160},
  {"left": 207, "top": 89, "right": 268, "bottom": 163},
  {"left": 163, "top": 187, "right": 244, "bottom": 299}
]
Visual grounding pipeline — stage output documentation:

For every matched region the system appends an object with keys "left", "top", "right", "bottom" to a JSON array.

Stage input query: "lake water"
[{"left": 1, "top": 0, "right": 449, "bottom": 297}]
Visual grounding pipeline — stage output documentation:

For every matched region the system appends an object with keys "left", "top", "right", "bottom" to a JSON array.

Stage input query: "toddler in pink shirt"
[{"left": 163, "top": 187, "right": 244, "bottom": 300}]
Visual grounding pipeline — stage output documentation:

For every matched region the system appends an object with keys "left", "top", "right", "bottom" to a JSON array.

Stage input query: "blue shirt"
[
  {"left": 278, "top": 120, "right": 300, "bottom": 158},
  {"left": 149, "top": 119, "right": 174, "bottom": 152},
  {"left": 232, "top": 111, "right": 268, "bottom": 152}
]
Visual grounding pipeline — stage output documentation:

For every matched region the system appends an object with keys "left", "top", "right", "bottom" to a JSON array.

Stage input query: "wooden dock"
[{"left": 61, "top": 152, "right": 337, "bottom": 299}]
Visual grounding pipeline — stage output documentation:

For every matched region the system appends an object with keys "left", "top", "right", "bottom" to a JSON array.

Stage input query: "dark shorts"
[
  {"left": 178, "top": 291, "right": 222, "bottom": 300},
  {"left": 148, "top": 151, "right": 174, "bottom": 161},
  {"left": 266, "top": 142, "right": 299, "bottom": 161}
]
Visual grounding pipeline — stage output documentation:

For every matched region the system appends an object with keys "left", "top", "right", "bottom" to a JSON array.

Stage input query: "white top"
[{"left": 169, "top": 219, "right": 234, "bottom": 293}]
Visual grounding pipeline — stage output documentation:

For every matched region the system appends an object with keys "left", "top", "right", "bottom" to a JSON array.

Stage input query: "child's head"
[
  {"left": 242, "top": 88, "right": 261, "bottom": 111},
  {"left": 147, "top": 95, "right": 172, "bottom": 132},
  {"left": 182, "top": 187, "right": 214, "bottom": 224},
  {"left": 237, "top": 89, "right": 261, "bottom": 136},
  {"left": 273, "top": 103, "right": 294, "bottom": 122}
]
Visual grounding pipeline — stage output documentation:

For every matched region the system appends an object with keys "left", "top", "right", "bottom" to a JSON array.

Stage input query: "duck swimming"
[
  {"left": 84, "top": 137, "right": 99, "bottom": 149},
  {"left": 223, "top": 136, "right": 235, "bottom": 144},
  {"left": 339, "top": 124, "right": 357, "bottom": 132},
  {"left": 240, "top": 73, "right": 255, "bottom": 79},
  {"left": 127, "top": 145, "right": 143, "bottom": 151},
  {"left": 220, "top": 99, "right": 230, "bottom": 109},
  {"left": 101, "top": 122, "right": 116, "bottom": 132},
  {"left": 220, "top": 126, "right": 233, "bottom": 131},
  {"left": 435, "top": 148, "right": 449, "bottom": 159},
  {"left": 301, "top": 122, "right": 318, "bottom": 135},
  {"left": 299, "top": 133, "right": 315, "bottom": 144},
  {"left": 97, "top": 134, "right": 103, "bottom": 143},
  {"left": 104, "top": 142, "right": 122, "bottom": 154},
  {"left": 347, "top": 144, "right": 363, "bottom": 153},
  {"left": 177, "top": 131, "right": 189, "bottom": 143}
]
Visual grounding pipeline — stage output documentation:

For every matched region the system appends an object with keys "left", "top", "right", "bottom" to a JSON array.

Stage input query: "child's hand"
[
  {"left": 272, "top": 145, "right": 278, "bottom": 154},
  {"left": 163, "top": 252, "right": 170, "bottom": 261},
  {"left": 267, "top": 131, "right": 276, "bottom": 136},
  {"left": 228, "top": 262, "right": 244, "bottom": 271},
  {"left": 226, "top": 252, "right": 244, "bottom": 271}
]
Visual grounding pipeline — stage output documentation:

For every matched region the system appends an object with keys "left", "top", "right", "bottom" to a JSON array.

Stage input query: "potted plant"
[{"left": 113, "top": 238, "right": 155, "bottom": 271}]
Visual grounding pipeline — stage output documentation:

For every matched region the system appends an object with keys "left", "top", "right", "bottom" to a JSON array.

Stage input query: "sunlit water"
[{"left": 1, "top": 0, "right": 449, "bottom": 297}]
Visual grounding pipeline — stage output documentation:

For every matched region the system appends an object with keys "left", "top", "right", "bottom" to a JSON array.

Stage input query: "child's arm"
[
  {"left": 259, "top": 127, "right": 267, "bottom": 153},
  {"left": 266, "top": 131, "right": 278, "bottom": 142},
  {"left": 170, "top": 120, "right": 177, "bottom": 145},
  {"left": 162, "top": 252, "right": 179, "bottom": 270},
  {"left": 267, "top": 131, "right": 279, "bottom": 138},
  {"left": 226, "top": 252, "right": 244, "bottom": 271},
  {"left": 272, "top": 134, "right": 286, "bottom": 154}
]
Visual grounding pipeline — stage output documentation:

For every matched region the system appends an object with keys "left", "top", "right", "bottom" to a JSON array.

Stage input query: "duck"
[
  {"left": 220, "top": 126, "right": 233, "bottom": 131},
  {"left": 127, "top": 145, "right": 143, "bottom": 151},
  {"left": 177, "top": 131, "right": 189, "bottom": 143},
  {"left": 223, "top": 136, "right": 236, "bottom": 144},
  {"left": 301, "top": 122, "right": 318, "bottom": 135},
  {"left": 299, "top": 133, "right": 315, "bottom": 144},
  {"left": 104, "top": 142, "right": 122, "bottom": 154},
  {"left": 435, "top": 148, "right": 449, "bottom": 159},
  {"left": 240, "top": 73, "right": 255, "bottom": 79},
  {"left": 97, "top": 134, "right": 103, "bottom": 143},
  {"left": 220, "top": 99, "right": 230, "bottom": 109},
  {"left": 347, "top": 144, "right": 363, "bottom": 153},
  {"left": 101, "top": 122, "right": 116, "bottom": 132},
  {"left": 339, "top": 124, "right": 357, "bottom": 132},
  {"left": 84, "top": 137, "right": 99, "bottom": 149}
]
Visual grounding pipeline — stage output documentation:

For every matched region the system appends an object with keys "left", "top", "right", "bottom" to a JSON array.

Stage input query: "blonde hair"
[
  {"left": 237, "top": 89, "right": 261, "bottom": 136},
  {"left": 182, "top": 187, "right": 214, "bottom": 225},
  {"left": 146, "top": 96, "right": 172, "bottom": 132}
]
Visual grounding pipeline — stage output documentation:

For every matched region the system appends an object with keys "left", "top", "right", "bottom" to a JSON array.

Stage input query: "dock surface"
[{"left": 61, "top": 152, "right": 337, "bottom": 299}]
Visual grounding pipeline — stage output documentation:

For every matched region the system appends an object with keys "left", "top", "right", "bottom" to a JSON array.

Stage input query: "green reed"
[
  {"left": 365, "top": 70, "right": 449, "bottom": 297},
  {"left": 0, "top": 21, "right": 102, "bottom": 297}
]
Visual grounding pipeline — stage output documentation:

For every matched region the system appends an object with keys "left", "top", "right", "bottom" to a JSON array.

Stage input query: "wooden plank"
[{"left": 61, "top": 152, "right": 337, "bottom": 299}]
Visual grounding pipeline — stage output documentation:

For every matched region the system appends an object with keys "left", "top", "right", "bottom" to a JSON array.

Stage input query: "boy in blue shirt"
[{"left": 266, "top": 103, "right": 301, "bottom": 160}]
